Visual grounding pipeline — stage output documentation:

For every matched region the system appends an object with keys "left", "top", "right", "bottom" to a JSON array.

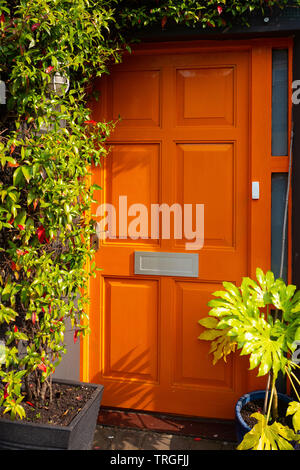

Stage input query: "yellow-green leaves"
[
  {"left": 286, "top": 401, "right": 300, "bottom": 433},
  {"left": 237, "top": 413, "right": 300, "bottom": 450},
  {"left": 2, "top": 398, "right": 26, "bottom": 420},
  {"left": 198, "top": 269, "right": 300, "bottom": 379},
  {"left": 198, "top": 317, "right": 236, "bottom": 364}
]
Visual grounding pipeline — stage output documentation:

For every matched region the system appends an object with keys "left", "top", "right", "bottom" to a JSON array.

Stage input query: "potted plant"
[{"left": 198, "top": 268, "right": 300, "bottom": 450}]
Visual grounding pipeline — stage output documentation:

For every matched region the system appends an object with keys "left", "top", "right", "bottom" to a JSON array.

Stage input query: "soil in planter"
[
  {"left": 0, "top": 382, "right": 95, "bottom": 427},
  {"left": 241, "top": 398, "right": 292, "bottom": 429}
]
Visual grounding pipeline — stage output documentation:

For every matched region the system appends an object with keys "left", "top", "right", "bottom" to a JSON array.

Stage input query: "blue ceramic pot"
[{"left": 235, "top": 390, "right": 294, "bottom": 444}]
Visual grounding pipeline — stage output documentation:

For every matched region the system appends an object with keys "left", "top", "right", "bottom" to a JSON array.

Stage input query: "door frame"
[{"left": 80, "top": 37, "right": 294, "bottom": 399}]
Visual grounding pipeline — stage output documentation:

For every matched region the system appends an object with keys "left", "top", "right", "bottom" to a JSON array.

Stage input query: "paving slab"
[
  {"left": 98, "top": 408, "right": 237, "bottom": 442},
  {"left": 93, "top": 425, "right": 237, "bottom": 451}
]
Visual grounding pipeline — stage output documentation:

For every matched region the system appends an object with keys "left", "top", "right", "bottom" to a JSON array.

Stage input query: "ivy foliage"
[
  {"left": 117, "top": 0, "right": 295, "bottom": 31},
  {"left": 0, "top": 0, "right": 123, "bottom": 418},
  {"left": 0, "top": 0, "right": 298, "bottom": 419}
]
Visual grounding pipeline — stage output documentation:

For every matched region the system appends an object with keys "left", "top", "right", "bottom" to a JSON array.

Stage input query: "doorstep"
[{"left": 97, "top": 408, "right": 237, "bottom": 442}]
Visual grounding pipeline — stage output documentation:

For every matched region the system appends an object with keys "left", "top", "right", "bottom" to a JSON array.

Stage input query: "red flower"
[
  {"left": 32, "top": 312, "right": 36, "bottom": 325},
  {"left": 73, "top": 330, "right": 79, "bottom": 344},
  {"left": 14, "top": 325, "right": 18, "bottom": 333},
  {"left": 84, "top": 120, "right": 97, "bottom": 125},
  {"left": 8, "top": 217, "right": 14, "bottom": 225},
  {"left": 17, "top": 225, "right": 25, "bottom": 231},
  {"left": 26, "top": 401, "right": 35, "bottom": 407},
  {"left": 10, "top": 261, "right": 16, "bottom": 271},
  {"left": 3, "top": 383, "right": 9, "bottom": 400},
  {"left": 31, "top": 23, "right": 40, "bottom": 31},
  {"left": 41, "top": 307, "right": 45, "bottom": 313},
  {"left": 45, "top": 65, "right": 54, "bottom": 74},
  {"left": 0, "top": 13, "right": 5, "bottom": 24},
  {"left": 37, "top": 225, "right": 49, "bottom": 244},
  {"left": 16, "top": 249, "right": 29, "bottom": 256},
  {"left": 217, "top": 6, "right": 223, "bottom": 15},
  {"left": 37, "top": 363, "right": 47, "bottom": 373},
  {"left": 161, "top": 16, "right": 167, "bottom": 29},
  {"left": 10, "top": 144, "right": 15, "bottom": 154}
]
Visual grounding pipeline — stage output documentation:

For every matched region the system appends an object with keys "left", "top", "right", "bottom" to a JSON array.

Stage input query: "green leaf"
[
  {"left": 256, "top": 268, "right": 266, "bottom": 290},
  {"left": 237, "top": 413, "right": 300, "bottom": 450},
  {"left": 198, "top": 329, "right": 224, "bottom": 341},
  {"left": 286, "top": 401, "right": 300, "bottom": 433},
  {"left": 198, "top": 317, "right": 219, "bottom": 329},
  {"left": 13, "top": 167, "right": 24, "bottom": 186},
  {"left": 21, "top": 166, "right": 31, "bottom": 183}
]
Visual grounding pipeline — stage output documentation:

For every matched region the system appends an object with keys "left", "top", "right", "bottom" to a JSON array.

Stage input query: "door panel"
[
  {"left": 176, "top": 66, "right": 235, "bottom": 126},
  {"left": 175, "top": 143, "right": 235, "bottom": 248},
  {"left": 103, "top": 277, "right": 159, "bottom": 382},
  {"left": 105, "top": 143, "right": 160, "bottom": 244},
  {"left": 173, "top": 281, "right": 234, "bottom": 387},
  {"left": 89, "top": 46, "right": 266, "bottom": 419}
]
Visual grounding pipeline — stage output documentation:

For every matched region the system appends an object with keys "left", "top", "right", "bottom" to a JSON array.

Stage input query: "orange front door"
[{"left": 88, "top": 44, "right": 266, "bottom": 419}]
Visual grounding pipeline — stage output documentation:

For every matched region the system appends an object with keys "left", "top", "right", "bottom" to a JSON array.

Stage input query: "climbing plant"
[{"left": 0, "top": 0, "right": 297, "bottom": 419}]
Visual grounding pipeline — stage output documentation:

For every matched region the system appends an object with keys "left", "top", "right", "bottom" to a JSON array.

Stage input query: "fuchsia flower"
[
  {"left": 37, "top": 225, "right": 49, "bottom": 244},
  {"left": 16, "top": 249, "right": 29, "bottom": 256},
  {"left": 217, "top": 6, "right": 223, "bottom": 15},
  {"left": 45, "top": 65, "right": 54, "bottom": 74},
  {"left": 26, "top": 401, "right": 35, "bottom": 407},
  {"left": 161, "top": 16, "right": 167, "bottom": 29},
  {"left": 10, "top": 261, "right": 16, "bottom": 271},
  {"left": 3, "top": 384, "right": 9, "bottom": 400},
  {"left": 37, "top": 363, "right": 47, "bottom": 373},
  {"left": 31, "top": 23, "right": 40, "bottom": 31},
  {"left": 73, "top": 330, "right": 79, "bottom": 344}
]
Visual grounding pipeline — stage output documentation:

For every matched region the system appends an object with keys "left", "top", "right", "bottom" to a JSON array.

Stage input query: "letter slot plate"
[{"left": 134, "top": 252, "right": 199, "bottom": 277}]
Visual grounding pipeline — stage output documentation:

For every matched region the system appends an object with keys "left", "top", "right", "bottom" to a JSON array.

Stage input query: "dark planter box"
[{"left": 0, "top": 378, "right": 104, "bottom": 450}]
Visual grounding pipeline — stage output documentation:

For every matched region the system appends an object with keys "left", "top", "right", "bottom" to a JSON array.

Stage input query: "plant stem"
[
  {"left": 263, "top": 373, "right": 271, "bottom": 415},
  {"left": 272, "top": 384, "right": 279, "bottom": 420},
  {"left": 25, "top": 375, "right": 32, "bottom": 402},
  {"left": 266, "top": 379, "right": 276, "bottom": 423},
  {"left": 40, "top": 380, "right": 47, "bottom": 401},
  {"left": 290, "top": 370, "right": 300, "bottom": 388},
  {"left": 286, "top": 369, "right": 300, "bottom": 401}
]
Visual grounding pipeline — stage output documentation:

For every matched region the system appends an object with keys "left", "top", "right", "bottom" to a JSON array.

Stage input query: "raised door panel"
[
  {"left": 174, "top": 143, "right": 235, "bottom": 250},
  {"left": 176, "top": 66, "right": 235, "bottom": 126},
  {"left": 103, "top": 277, "right": 159, "bottom": 383},
  {"left": 172, "top": 281, "right": 234, "bottom": 390},
  {"left": 103, "top": 143, "right": 160, "bottom": 245},
  {"left": 108, "top": 70, "right": 161, "bottom": 128}
]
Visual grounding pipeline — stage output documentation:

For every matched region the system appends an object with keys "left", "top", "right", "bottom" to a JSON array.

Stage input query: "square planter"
[{"left": 0, "top": 378, "right": 104, "bottom": 450}]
